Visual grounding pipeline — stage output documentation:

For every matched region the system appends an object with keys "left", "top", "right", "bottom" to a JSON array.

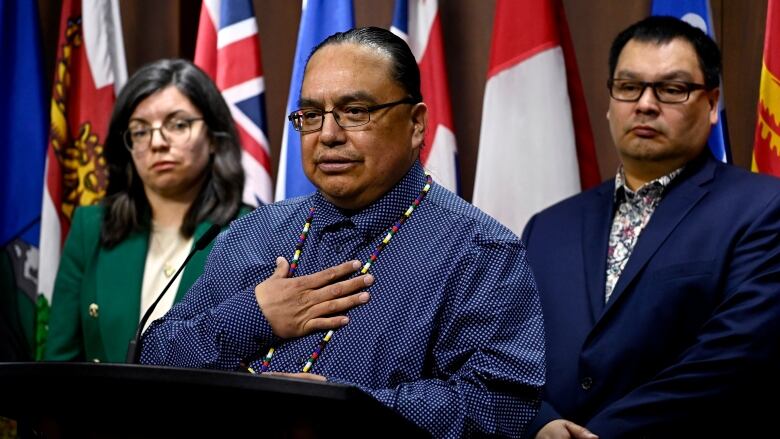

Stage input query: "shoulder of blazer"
[
  {"left": 238, "top": 204, "right": 254, "bottom": 217},
  {"left": 175, "top": 205, "right": 252, "bottom": 300},
  {"left": 69, "top": 205, "right": 105, "bottom": 255}
]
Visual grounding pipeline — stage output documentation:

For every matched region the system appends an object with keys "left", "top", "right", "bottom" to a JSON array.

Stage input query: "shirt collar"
[
  {"left": 310, "top": 161, "right": 427, "bottom": 239},
  {"left": 613, "top": 164, "right": 685, "bottom": 203}
]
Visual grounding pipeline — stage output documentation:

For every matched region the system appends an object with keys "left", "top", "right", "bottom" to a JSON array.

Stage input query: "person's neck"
[
  {"left": 324, "top": 195, "right": 371, "bottom": 213},
  {"left": 622, "top": 159, "right": 686, "bottom": 191},
  {"left": 145, "top": 183, "right": 202, "bottom": 229}
]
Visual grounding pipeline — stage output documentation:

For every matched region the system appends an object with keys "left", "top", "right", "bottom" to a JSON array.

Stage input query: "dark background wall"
[{"left": 37, "top": 0, "right": 768, "bottom": 202}]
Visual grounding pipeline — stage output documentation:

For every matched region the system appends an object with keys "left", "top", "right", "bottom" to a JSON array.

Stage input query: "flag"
[
  {"left": 753, "top": 0, "right": 780, "bottom": 176},
  {"left": 472, "top": 0, "right": 600, "bottom": 236},
  {"left": 651, "top": 0, "right": 731, "bottom": 163},
  {"left": 37, "top": 0, "right": 127, "bottom": 358},
  {"left": 275, "top": 0, "right": 354, "bottom": 200},
  {"left": 195, "top": 0, "right": 273, "bottom": 206},
  {"left": 0, "top": 0, "right": 48, "bottom": 360},
  {"left": 391, "top": 0, "right": 459, "bottom": 194}
]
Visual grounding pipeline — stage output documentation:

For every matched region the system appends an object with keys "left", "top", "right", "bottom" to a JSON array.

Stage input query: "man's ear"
[
  {"left": 410, "top": 102, "right": 428, "bottom": 151},
  {"left": 708, "top": 87, "right": 720, "bottom": 125}
]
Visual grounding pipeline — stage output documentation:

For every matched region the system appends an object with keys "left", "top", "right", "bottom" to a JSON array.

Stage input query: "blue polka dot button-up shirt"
[{"left": 141, "top": 162, "right": 546, "bottom": 438}]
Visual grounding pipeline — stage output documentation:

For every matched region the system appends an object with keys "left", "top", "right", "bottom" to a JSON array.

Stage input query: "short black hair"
[
  {"left": 609, "top": 16, "right": 722, "bottom": 89},
  {"left": 307, "top": 26, "right": 422, "bottom": 103},
  {"left": 101, "top": 59, "right": 244, "bottom": 248}
]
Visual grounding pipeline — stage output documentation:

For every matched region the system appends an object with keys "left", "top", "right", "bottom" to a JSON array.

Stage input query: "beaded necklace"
[{"left": 249, "top": 172, "right": 433, "bottom": 375}]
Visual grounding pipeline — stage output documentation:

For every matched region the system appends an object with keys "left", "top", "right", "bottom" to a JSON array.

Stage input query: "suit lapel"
[
  {"left": 96, "top": 229, "right": 148, "bottom": 362},
  {"left": 602, "top": 157, "right": 716, "bottom": 315},
  {"left": 582, "top": 183, "right": 615, "bottom": 321}
]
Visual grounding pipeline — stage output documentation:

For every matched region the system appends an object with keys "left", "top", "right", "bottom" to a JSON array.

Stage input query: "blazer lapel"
[
  {"left": 602, "top": 157, "right": 716, "bottom": 315},
  {"left": 96, "top": 229, "right": 148, "bottom": 362},
  {"left": 582, "top": 183, "right": 615, "bottom": 321}
]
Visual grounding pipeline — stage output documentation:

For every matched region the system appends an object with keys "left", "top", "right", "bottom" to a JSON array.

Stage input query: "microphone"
[{"left": 126, "top": 223, "right": 222, "bottom": 364}]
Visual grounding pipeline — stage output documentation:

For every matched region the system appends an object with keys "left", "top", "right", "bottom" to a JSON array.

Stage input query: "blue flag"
[
  {"left": 275, "top": 0, "right": 355, "bottom": 200},
  {"left": 0, "top": 0, "right": 48, "bottom": 359},
  {"left": 651, "top": 0, "right": 732, "bottom": 163},
  {"left": 391, "top": 0, "right": 409, "bottom": 36}
]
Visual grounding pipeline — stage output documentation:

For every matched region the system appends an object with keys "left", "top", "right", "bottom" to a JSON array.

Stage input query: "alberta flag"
[
  {"left": 0, "top": 0, "right": 48, "bottom": 360},
  {"left": 391, "top": 0, "right": 459, "bottom": 194},
  {"left": 275, "top": 0, "right": 354, "bottom": 200},
  {"left": 195, "top": 0, "right": 273, "bottom": 206},
  {"left": 37, "top": 0, "right": 126, "bottom": 358},
  {"left": 651, "top": 0, "right": 732, "bottom": 163}
]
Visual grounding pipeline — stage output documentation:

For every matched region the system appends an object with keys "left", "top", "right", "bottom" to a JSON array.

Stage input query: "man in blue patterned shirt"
[{"left": 141, "top": 27, "right": 545, "bottom": 438}]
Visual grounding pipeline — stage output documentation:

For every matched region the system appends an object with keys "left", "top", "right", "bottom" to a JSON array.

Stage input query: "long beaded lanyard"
[{"left": 249, "top": 172, "right": 433, "bottom": 375}]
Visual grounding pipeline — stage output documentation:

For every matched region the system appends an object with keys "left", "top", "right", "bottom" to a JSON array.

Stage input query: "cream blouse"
[{"left": 140, "top": 223, "right": 193, "bottom": 331}]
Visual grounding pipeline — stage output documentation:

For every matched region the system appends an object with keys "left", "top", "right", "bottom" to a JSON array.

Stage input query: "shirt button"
[
  {"left": 581, "top": 377, "right": 593, "bottom": 390},
  {"left": 333, "top": 244, "right": 343, "bottom": 253}
]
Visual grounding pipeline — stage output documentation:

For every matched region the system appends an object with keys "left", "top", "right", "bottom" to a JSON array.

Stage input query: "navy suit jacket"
[{"left": 522, "top": 154, "right": 780, "bottom": 438}]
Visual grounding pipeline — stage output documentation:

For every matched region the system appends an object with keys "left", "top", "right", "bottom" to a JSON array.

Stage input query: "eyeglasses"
[
  {"left": 123, "top": 117, "right": 204, "bottom": 152},
  {"left": 288, "top": 97, "right": 417, "bottom": 133},
  {"left": 607, "top": 79, "right": 710, "bottom": 104}
]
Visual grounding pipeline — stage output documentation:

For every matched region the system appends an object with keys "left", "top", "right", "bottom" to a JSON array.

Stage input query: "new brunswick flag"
[
  {"left": 754, "top": 0, "right": 780, "bottom": 176},
  {"left": 36, "top": 0, "right": 126, "bottom": 358}
]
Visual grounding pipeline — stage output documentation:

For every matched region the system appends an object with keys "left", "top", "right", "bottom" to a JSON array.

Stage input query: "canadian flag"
[
  {"left": 473, "top": 0, "right": 600, "bottom": 235},
  {"left": 391, "top": 0, "right": 459, "bottom": 194}
]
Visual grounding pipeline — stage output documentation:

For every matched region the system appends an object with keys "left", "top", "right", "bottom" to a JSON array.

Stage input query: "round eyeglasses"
[{"left": 123, "top": 117, "right": 204, "bottom": 152}]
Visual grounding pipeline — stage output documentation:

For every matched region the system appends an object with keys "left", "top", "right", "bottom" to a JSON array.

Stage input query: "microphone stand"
[{"left": 125, "top": 223, "right": 221, "bottom": 364}]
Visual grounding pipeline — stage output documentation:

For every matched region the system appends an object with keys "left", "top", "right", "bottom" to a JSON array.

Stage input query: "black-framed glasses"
[
  {"left": 607, "top": 79, "right": 710, "bottom": 104},
  {"left": 122, "top": 117, "right": 204, "bottom": 152},
  {"left": 288, "top": 97, "right": 417, "bottom": 133}
]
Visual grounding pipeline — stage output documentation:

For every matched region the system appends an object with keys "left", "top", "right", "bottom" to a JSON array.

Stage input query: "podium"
[{"left": 0, "top": 362, "right": 429, "bottom": 438}]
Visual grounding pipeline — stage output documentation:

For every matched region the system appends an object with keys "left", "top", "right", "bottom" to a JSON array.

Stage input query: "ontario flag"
[
  {"left": 195, "top": 0, "right": 273, "bottom": 206},
  {"left": 391, "top": 0, "right": 459, "bottom": 194},
  {"left": 753, "top": 0, "right": 780, "bottom": 176},
  {"left": 473, "top": 0, "right": 600, "bottom": 235},
  {"left": 37, "top": 0, "right": 127, "bottom": 357}
]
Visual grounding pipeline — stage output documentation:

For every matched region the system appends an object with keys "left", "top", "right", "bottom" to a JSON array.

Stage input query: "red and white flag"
[
  {"left": 391, "top": 0, "right": 459, "bottom": 193},
  {"left": 195, "top": 0, "right": 273, "bottom": 206},
  {"left": 473, "top": 0, "right": 600, "bottom": 235},
  {"left": 38, "top": 0, "right": 127, "bottom": 354}
]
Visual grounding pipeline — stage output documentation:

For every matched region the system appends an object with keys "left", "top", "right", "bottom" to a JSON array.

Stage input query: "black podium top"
[{"left": 0, "top": 362, "right": 429, "bottom": 438}]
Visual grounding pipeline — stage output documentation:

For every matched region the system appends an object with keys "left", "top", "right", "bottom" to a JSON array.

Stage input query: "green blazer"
[{"left": 43, "top": 205, "right": 243, "bottom": 363}]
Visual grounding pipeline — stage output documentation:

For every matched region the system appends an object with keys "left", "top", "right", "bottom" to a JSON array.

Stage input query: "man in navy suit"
[{"left": 524, "top": 16, "right": 780, "bottom": 439}]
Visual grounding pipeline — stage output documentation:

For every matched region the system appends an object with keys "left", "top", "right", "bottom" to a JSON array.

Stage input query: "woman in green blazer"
[{"left": 44, "top": 59, "right": 247, "bottom": 363}]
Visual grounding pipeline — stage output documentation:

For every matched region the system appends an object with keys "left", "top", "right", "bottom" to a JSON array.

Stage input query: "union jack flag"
[{"left": 195, "top": 0, "right": 273, "bottom": 206}]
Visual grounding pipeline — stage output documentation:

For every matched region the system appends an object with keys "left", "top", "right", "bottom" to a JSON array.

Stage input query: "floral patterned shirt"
[{"left": 605, "top": 166, "right": 684, "bottom": 302}]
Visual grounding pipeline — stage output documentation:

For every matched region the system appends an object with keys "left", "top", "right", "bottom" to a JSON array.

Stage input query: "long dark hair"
[{"left": 101, "top": 59, "right": 244, "bottom": 248}]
